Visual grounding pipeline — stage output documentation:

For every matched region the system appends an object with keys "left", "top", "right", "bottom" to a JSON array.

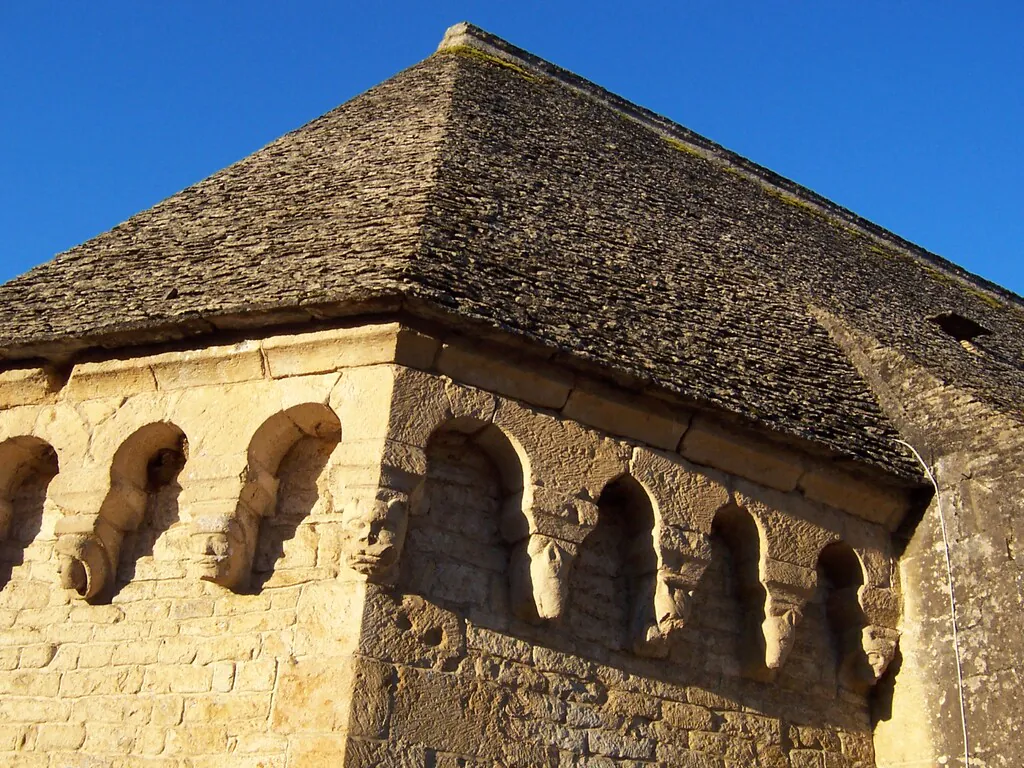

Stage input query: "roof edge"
[{"left": 437, "top": 22, "right": 1023, "bottom": 311}]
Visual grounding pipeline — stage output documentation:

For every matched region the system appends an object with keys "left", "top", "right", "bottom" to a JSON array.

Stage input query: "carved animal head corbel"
[
  {"left": 510, "top": 533, "right": 575, "bottom": 623},
  {"left": 344, "top": 489, "right": 409, "bottom": 585},
  {"left": 761, "top": 600, "right": 805, "bottom": 671},
  {"left": 191, "top": 511, "right": 259, "bottom": 591},
  {"left": 632, "top": 570, "right": 695, "bottom": 658},
  {"left": 839, "top": 624, "right": 899, "bottom": 691}
]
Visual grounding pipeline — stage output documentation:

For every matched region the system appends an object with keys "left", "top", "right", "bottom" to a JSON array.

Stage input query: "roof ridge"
[{"left": 437, "top": 22, "right": 1024, "bottom": 313}]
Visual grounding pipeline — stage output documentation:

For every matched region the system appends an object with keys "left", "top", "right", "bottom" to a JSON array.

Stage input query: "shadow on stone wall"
[
  {"left": 113, "top": 447, "right": 187, "bottom": 599},
  {"left": 367, "top": 437, "right": 881, "bottom": 765},
  {"left": 251, "top": 433, "right": 339, "bottom": 593},
  {"left": 0, "top": 447, "right": 58, "bottom": 587}
]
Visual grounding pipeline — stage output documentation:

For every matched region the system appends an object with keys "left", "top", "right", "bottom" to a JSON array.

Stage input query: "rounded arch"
[
  {"left": 817, "top": 540, "right": 872, "bottom": 691},
  {"left": 399, "top": 417, "right": 528, "bottom": 621},
  {"left": 104, "top": 422, "right": 188, "bottom": 537},
  {"left": 596, "top": 473, "right": 658, "bottom": 563},
  {"left": 710, "top": 503, "right": 769, "bottom": 675},
  {"left": 0, "top": 436, "right": 58, "bottom": 555},
  {"left": 246, "top": 403, "right": 342, "bottom": 481},
  {"left": 818, "top": 541, "right": 867, "bottom": 592},
  {"left": 0, "top": 436, "right": 58, "bottom": 504},
  {"left": 55, "top": 422, "right": 188, "bottom": 602},
  {"left": 712, "top": 504, "right": 766, "bottom": 576},
  {"left": 430, "top": 417, "right": 527, "bottom": 496},
  {"left": 565, "top": 472, "right": 660, "bottom": 651},
  {"left": 418, "top": 417, "right": 530, "bottom": 542},
  {"left": 109, "top": 422, "right": 188, "bottom": 494}
]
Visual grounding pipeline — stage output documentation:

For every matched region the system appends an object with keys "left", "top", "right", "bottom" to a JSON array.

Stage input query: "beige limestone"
[
  {"left": 798, "top": 466, "right": 907, "bottom": 530},
  {"left": 436, "top": 340, "right": 573, "bottom": 409},
  {"left": 680, "top": 416, "right": 804, "bottom": 493},
  {"left": 0, "top": 322, "right": 908, "bottom": 767},
  {"left": 0, "top": 367, "right": 58, "bottom": 409},
  {"left": 562, "top": 381, "right": 689, "bottom": 451}
]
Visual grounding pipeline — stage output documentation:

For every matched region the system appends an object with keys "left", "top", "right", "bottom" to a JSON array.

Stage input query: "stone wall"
[
  {"left": 822, "top": 313, "right": 1024, "bottom": 768},
  {"left": 343, "top": 366, "right": 900, "bottom": 768},
  {"left": 0, "top": 322, "right": 909, "bottom": 767}
]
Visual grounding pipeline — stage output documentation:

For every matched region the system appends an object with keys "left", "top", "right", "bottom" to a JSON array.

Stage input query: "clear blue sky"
[{"left": 2, "top": 2, "right": 1022, "bottom": 295}]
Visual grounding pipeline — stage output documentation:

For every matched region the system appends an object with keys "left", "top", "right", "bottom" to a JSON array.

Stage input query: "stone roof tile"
[{"left": 3, "top": 23, "right": 1022, "bottom": 478}]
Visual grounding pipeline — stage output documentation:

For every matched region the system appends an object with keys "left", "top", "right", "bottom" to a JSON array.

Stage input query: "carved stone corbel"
[
  {"left": 185, "top": 463, "right": 286, "bottom": 591},
  {"left": 632, "top": 569, "right": 697, "bottom": 658},
  {"left": 761, "top": 590, "right": 807, "bottom": 671},
  {"left": 52, "top": 481, "right": 142, "bottom": 601},
  {"left": 839, "top": 585, "right": 900, "bottom": 690},
  {"left": 191, "top": 511, "right": 260, "bottom": 590},
  {"left": 760, "top": 559, "right": 817, "bottom": 673},
  {"left": 54, "top": 516, "right": 120, "bottom": 601},
  {"left": 343, "top": 487, "right": 409, "bottom": 585},
  {"left": 509, "top": 533, "right": 575, "bottom": 623},
  {"left": 632, "top": 528, "right": 712, "bottom": 658},
  {"left": 53, "top": 424, "right": 186, "bottom": 600},
  {"left": 838, "top": 624, "right": 899, "bottom": 691}
]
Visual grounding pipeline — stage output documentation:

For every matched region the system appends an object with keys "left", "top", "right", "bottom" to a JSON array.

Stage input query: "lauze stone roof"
[{"left": 2, "top": 23, "right": 1022, "bottom": 478}]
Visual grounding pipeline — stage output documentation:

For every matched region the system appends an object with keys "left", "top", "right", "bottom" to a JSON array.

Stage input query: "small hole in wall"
[
  {"left": 928, "top": 312, "right": 991, "bottom": 352},
  {"left": 421, "top": 627, "right": 444, "bottom": 647},
  {"left": 395, "top": 613, "right": 412, "bottom": 632}
]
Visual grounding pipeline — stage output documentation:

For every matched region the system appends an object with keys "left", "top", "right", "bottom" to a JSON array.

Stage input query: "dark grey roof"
[{"left": 3, "top": 23, "right": 1023, "bottom": 478}]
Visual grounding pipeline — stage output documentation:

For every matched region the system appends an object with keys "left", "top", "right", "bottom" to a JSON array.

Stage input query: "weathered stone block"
[
  {"left": 437, "top": 341, "right": 573, "bottom": 409},
  {"left": 681, "top": 417, "right": 802, "bottom": 492},
  {"left": 799, "top": 467, "right": 908, "bottom": 529},
  {"left": 563, "top": 381, "right": 689, "bottom": 451},
  {"left": 65, "top": 359, "right": 158, "bottom": 400},
  {"left": 271, "top": 658, "right": 353, "bottom": 733},
  {"left": 263, "top": 323, "right": 439, "bottom": 379},
  {"left": 661, "top": 701, "right": 714, "bottom": 731},
  {"left": 149, "top": 341, "right": 265, "bottom": 389},
  {"left": 0, "top": 368, "right": 57, "bottom": 409}
]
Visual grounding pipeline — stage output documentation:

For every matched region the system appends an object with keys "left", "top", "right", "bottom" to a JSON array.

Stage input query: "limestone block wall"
[
  {"left": 0, "top": 322, "right": 909, "bottom": 767},
  {"left": 820, "top": 314, "right": 1024, "bottom": 768},
  {"left": 345, "top": 366, "right": 901, "bottom": 768},
  {"left": 0, "top": 327, "right": 418, "bottom": 768}
]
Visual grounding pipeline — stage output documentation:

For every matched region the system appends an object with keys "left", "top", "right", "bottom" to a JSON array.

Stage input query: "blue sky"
[{"left": 2, "top": 2, "right": 1022, "bottom": 295}]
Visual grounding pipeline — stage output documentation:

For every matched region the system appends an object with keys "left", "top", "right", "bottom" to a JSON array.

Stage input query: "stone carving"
[
  {"left": 862, "top": 624, "right": 899, "bottom": 680},
  {"left": 344, "top": 490, "right": 409, "bottom": 585},
  {"left": 185, "top": 403, "right": 340, "bottom": 592},
  {"left": 191, "top": 513, "right": 259, "bottom": 590},
  {"left": 761, "top": 600, "right": 804, "bottom": 671},
  {"left": 632, "top": 570, "right": 693, "bottom": 658},
  {"left": 52, "top": 424, "right": 185, "bottom": 600},
  {"left": 759, "top": 561, "right": 816, "bottom": 674},
  {"left": 654, "top": 572, "right": 693, "bottom": 631},
  {"left": 839, "top": 624, "right": 899, "bottom": 691},
  {"left": 55, "top": 522, "right": 118, "bottom": 601},
  {"left": 510, "top": 533, "right": 574, "bottom": 623}
]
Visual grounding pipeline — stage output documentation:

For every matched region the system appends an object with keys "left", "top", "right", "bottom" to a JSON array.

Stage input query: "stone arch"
[
  {"left": 193, "top": 403, "right": 341, "bottom": 592},
  {"left": 817, "top": 541, "right": 892, "bottom": 692},
  {"left": 710, "top": 504, "right": 770, "bottom": 678},
  {"left": 397, "top": 417, "right": 529, "bottom": 621},
  {"left": 567, "top": 473, "right": 658, "bottom": 652},
  {"left": 56, "top": 422, "right": 187, "bottom": 600},
  {"left": 0, "top": 437, "right": 59, "bottom": 586},
  {"left": 0, "top": 437, "right": 58, "bottom": 541}
]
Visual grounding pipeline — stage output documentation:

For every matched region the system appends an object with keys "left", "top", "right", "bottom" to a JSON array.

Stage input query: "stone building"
[{"left": 0, "top": 22, "right": 1020, "bottom": 768}]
